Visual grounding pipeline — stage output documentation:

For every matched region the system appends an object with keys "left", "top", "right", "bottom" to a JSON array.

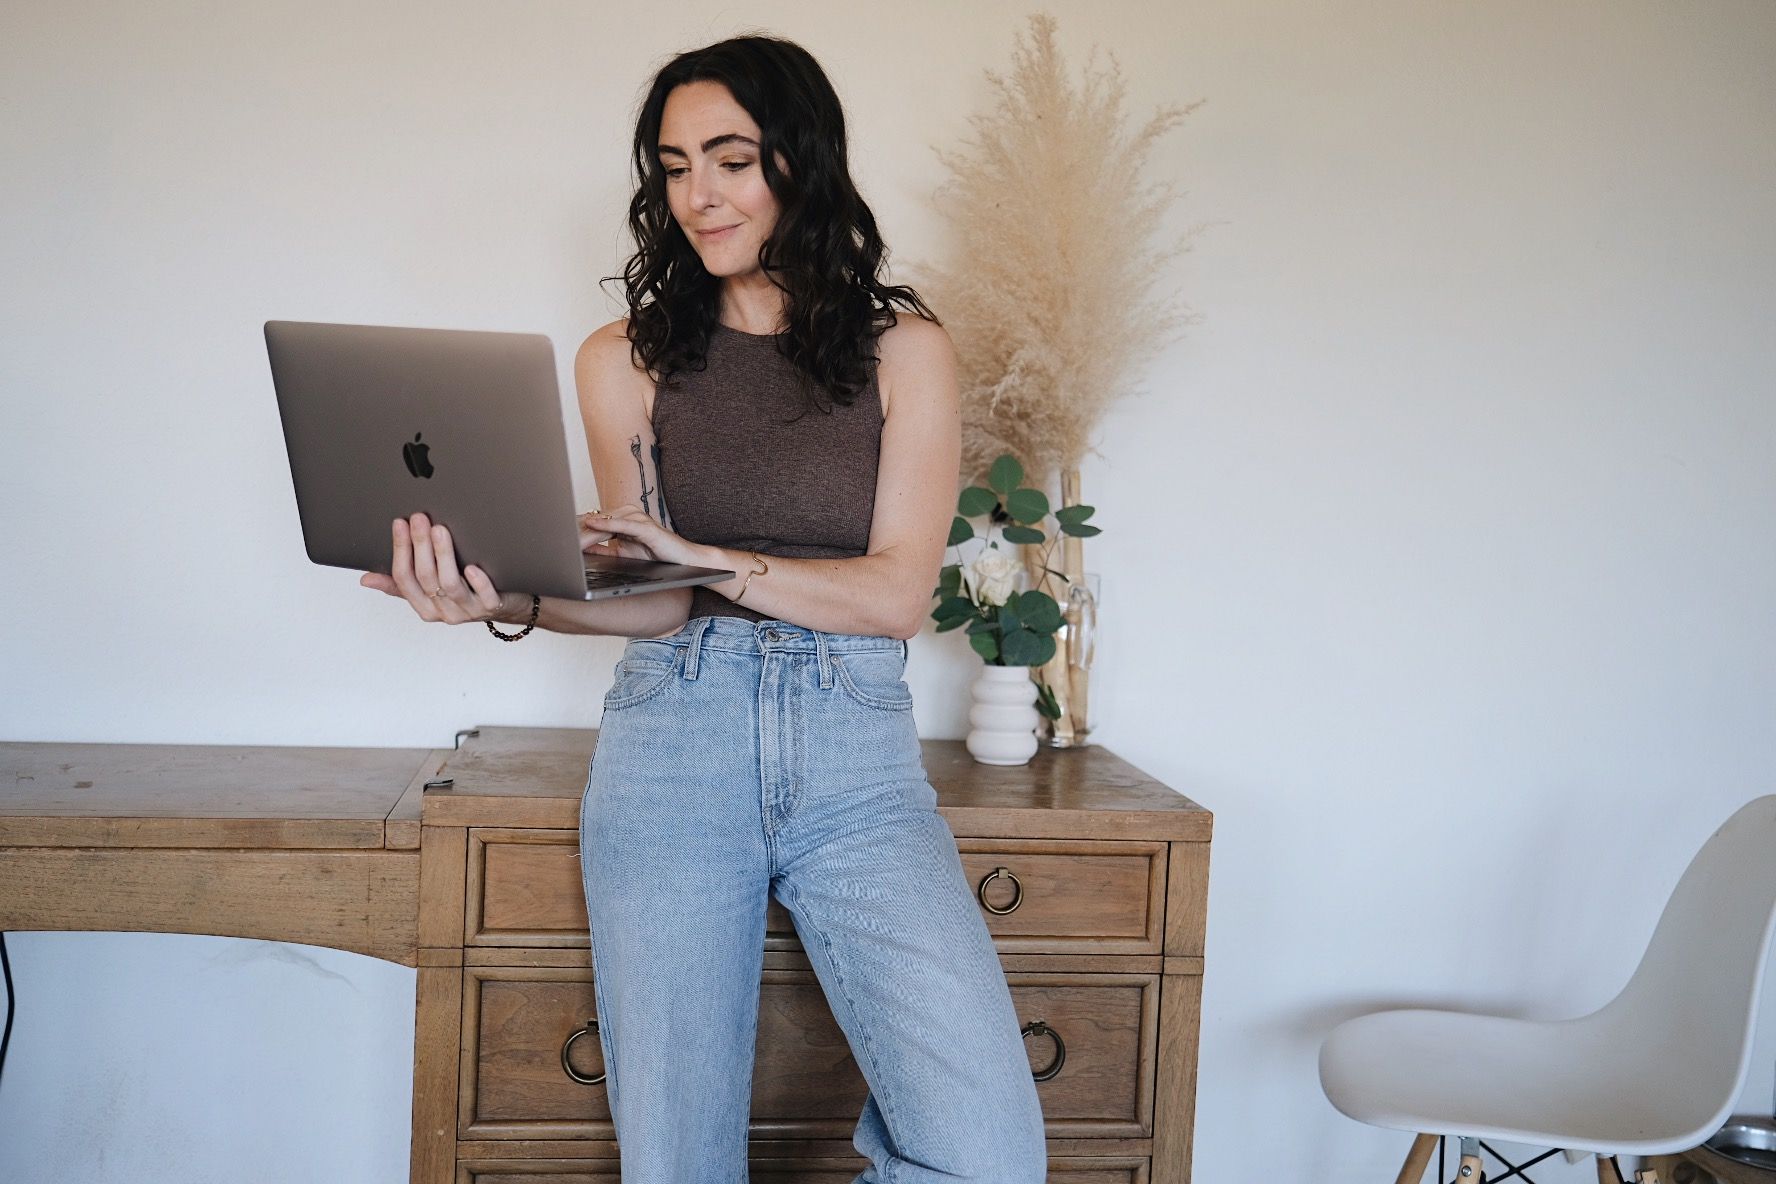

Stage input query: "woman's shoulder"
[
  {"left": 875, "top": 312, "right": 955, "bottom": 418},
  {"left": 578, "top": 316, "right": 636, "bottom": 356},
  {"left": 876, "top": 309, "right": 950, "bottom": 354},
  {"left": 573, "top": 318, "right": 659, "bottom": 418},
  {"left": 574, "top": 318, "right": 656, "bottom": 382}
]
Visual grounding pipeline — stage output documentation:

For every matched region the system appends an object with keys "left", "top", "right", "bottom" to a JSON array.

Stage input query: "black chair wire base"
[{"left": 1437, "top": 1135, "right": 1568, "bottom": 1183}]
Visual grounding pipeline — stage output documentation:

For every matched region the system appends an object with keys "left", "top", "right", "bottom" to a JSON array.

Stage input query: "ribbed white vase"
[{"left": 965, "top": 664, "right": 1040, "bottom": 766}]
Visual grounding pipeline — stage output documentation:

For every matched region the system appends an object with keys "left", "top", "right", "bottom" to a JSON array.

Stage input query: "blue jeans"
[{"left": 579, "top": 614, "right": 1048, "bottom": 1183}]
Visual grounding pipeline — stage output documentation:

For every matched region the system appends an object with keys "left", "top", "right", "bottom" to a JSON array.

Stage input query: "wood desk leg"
[
  {"left": 411, "top": 957, "right": 462, "bottom": 1184},
  {"left": 1152, "top": 970, "right": 1204, "bottom": 1183},
  {"left": 412, "top": 823, "right": 468, "bottom": 1184}
]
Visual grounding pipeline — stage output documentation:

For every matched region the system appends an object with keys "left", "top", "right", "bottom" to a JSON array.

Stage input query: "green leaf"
[
  {"left": 998, "top": 598, "right": 1022, "bottom": 637},
  {"left": 1059, "top": 522, "right": 1102, "bottom": 538},
  {"left": 1001, "top": 524, "right": 1045, "bottom": 545},
  {"left": 1005, "top": 487, "right": 1049, "bottom": 523},
  {"left": 957, "top": 485, "right": 998, "bottom": 517},
  {"left": 933, "top": 595, "right": 975, "bottom": 624},
  {"left": 969, "top": 631, "right": 1000, "bottom": 662},
  {"left": 937, "top": 564, "right": 962, "bottom": 597},
  {"left": 948, "top": 516, "right": 976, "bottom": 546},
  {"left": 1013, "top": 630, "right": 1058, "bottom": 666},
  {"left": 964, "top": 614, "right": 997, "bottom": 635},
  {"left": 1054, "top": 504, "right": 1095, "bottom": 525},
  {"left": 933, "top": 614, "right": 969, "bottom": 633},
  {"left": 999, "top": 626, "right": 1049, "bottom": 666},
  {"left": 987, "top": 454, "right": 1024, "bottom": 494},
  {"left": 1016, "top": 590, "right": 1064, "bottom": 633},
  {"left": 1034, "top": 681, "right": 1061, "bottom": 720}
]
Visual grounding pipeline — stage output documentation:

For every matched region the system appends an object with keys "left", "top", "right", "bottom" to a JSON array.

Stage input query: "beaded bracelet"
[{"left": 486, "top": 594, "right": 541, "bottom": 641}]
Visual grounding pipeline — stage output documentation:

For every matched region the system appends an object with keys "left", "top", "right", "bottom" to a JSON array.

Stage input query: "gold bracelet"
[{"left": 735, "top": 551, "right": 769, "bottom": 602}]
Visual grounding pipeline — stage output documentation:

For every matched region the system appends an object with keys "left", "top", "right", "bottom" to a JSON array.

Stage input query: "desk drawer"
[
  {"left": 466, "top": 829, "right": 1172, "bottom": 955},
  {"left": 466, "top": 829, "right": 586, "bottom": 946},
  {"left": 957, "top": 839, "right": 1170, "bottom": 955},
  {"left": 459, "top": 964, "right": 1159, "bottom": 1141}
]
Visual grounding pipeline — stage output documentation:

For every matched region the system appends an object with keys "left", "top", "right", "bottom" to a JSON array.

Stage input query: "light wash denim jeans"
[{"left": 579, "top": 614, "right": 1048, "bottom": 1183}]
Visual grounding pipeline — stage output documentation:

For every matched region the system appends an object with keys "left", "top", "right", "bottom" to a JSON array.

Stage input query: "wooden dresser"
[
  {"left": 415, "top": 725, "right": 1212, "bottom": 1184},
  {"left": 0, "top": 723, "right": 1211, "bottom": 1182}
]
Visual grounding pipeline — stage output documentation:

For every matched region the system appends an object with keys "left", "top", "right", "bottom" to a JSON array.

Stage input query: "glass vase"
[{"left": 1042, "top": 571, "right": 1100, "bottom": 748}]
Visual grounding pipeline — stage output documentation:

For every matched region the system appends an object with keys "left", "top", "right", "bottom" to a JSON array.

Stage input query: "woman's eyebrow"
[{"left": 657, "top": 133, "right": 759, "bottom": 159}]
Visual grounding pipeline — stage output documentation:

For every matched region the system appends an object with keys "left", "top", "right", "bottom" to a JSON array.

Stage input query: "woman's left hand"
[{"left": 580, "top": 504, "right": 713, "bottom": 569}]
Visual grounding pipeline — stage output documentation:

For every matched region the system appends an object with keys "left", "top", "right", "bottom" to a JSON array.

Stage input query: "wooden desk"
[{"left": 0, "top": 725, "right": 1211, "bottom": 1183}]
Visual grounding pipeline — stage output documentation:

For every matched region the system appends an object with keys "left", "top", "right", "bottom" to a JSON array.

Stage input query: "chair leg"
[
  {"left": 1595, "top": 1155, "right": 1623, "bottom": 1184},
  {"left": 1633, "top": 1170, "right": 1660, "bottom": 1184},
  {"left": 1395, "top": 1133, "right": 1438, "bottom": 1184},
  {"left": 1454, "top": 1136, "right": 1483, "bottom": 1180}
]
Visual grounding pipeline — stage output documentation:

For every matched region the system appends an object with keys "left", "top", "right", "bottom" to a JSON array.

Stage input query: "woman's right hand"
[{"left": 360, "top": 512, "right": 533, "bottom": 625}]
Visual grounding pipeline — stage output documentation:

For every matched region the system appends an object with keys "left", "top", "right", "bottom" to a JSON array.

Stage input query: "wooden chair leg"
[
  {"left": 1633, "top": 1170, "right": 1660, "bottom": 1184},
  {"left": 1595, "top": 1154, "right": 1623, "bottom": 1184},
  {"left": 1395, "top": 1133, "right": 1438, "bottom": 1184}
]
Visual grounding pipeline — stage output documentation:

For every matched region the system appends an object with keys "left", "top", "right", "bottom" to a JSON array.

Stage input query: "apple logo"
[{"left": 402, "top": 431, "right": 434, "bottom": 479}]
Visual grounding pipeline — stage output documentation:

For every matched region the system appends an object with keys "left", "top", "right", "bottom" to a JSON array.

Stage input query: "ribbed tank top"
[{"left": 652, "top": 322, "right": 884, "bottom": 624}]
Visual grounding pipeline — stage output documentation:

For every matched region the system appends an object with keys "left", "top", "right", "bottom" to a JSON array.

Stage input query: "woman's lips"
[{"left": 697, "top": 225, "right": 739, "bottom": 239}]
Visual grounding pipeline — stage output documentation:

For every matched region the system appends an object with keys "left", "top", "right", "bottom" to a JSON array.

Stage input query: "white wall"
[{"left": 3, "top": 1, "right": 1774, "bottom": 1180}]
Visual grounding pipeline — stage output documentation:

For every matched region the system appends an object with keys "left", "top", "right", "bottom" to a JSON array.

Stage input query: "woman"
[{"left": 362, "top": 34, "right": 1047, "bottom": 1184}]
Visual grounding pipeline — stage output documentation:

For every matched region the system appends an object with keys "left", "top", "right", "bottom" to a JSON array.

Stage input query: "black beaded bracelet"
[{"left": 486, "top": 594, "right": 541, "bottom": 641}]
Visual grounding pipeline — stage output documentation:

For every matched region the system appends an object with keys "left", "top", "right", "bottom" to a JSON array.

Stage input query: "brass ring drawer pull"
[
  {"left": 560, "top": 1019, "right": 606, "bottom": 1085},
  {"left": 1022, "top": 1019, "right": 1065, "bottom": 1080},
  {"left": 977, "top": 866, "right": 1024, "bottom": 914}
]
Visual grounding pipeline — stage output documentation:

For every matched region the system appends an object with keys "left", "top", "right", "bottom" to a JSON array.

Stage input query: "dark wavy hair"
[{"left": 600, "top": 34, "right": 939, "bottom": 411}]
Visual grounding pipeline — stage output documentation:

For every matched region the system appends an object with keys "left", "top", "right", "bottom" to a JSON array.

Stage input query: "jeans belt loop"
[
  {"left": 683, "top": 616, "right": 713, "bottom": 680},
  {"left": 815, "top": 630, "right": 833, "bottom": 689}
]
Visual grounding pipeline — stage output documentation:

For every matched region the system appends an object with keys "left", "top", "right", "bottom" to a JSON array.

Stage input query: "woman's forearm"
[
  {"left": 496, "top": 585, "right": 691, "bottom": 638},
  {"left": 694, "top": 545, "right": 923, "bottom": 639}
]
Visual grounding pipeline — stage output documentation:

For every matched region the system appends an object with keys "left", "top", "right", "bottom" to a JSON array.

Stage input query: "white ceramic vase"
[{"left": 965, "top": 663, "right": 1040, "bottom": 766}]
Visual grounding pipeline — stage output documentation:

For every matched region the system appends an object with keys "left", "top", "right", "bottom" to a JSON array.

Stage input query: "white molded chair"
[{"left": 1319, "top": 794, "right": 1776, "bottom": 1184}]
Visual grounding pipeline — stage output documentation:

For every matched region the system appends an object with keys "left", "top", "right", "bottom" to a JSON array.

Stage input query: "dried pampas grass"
[{"left": 907, "top": 10, "right": 1205, "bottom": 488}]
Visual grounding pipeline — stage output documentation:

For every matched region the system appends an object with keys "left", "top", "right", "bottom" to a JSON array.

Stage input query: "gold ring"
[{"left": 429, "top": 588, "right": 444, "bottom": 598}]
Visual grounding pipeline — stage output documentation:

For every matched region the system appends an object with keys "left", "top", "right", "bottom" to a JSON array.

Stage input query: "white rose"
[{"left": 963, "top": 547, "right": 1020, "bottom": 608}]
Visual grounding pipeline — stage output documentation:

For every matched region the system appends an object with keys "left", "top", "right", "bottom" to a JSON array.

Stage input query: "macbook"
[{"left": 264, "top": 320, "right": 735, "bottom": 601}]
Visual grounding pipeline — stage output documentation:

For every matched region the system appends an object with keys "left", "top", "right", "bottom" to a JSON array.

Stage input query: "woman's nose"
[{"left": 688, "top": 166, "right": 720, "bottom": 209}]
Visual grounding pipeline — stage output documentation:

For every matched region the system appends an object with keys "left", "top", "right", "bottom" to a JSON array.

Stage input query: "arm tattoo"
[
  {"left": 629, "top": 434, "right": 655, "bottom": 518},
  {"left": 629, "top": 434, "right": 671, "bottom": 530},
  {"left": 651, "top": 442, "right": 671, "bottom": 530}
]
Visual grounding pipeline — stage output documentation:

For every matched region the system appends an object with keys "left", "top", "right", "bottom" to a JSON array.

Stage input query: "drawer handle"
[
  {"left": 977, "top": 866, "right": 1024, "bottom": 915},
  {"left": 1021, "top": 1019, "right": 1066, "bottom": 1081},
  {"left": 560, "top": 1020, "right": 607, "bottom": 1085}
]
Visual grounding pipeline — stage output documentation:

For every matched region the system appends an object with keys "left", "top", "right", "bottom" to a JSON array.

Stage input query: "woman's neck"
[{"left": 718, "top": 280, "right": 788, "bottom": 336}]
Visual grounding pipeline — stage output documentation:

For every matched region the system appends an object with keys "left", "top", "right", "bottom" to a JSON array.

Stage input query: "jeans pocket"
[
  {"left": 830, "top": 650, "right": 914, "bottom": 711},
  {"left": 602, "top": 650, "right": 680, "bottom": 711}
]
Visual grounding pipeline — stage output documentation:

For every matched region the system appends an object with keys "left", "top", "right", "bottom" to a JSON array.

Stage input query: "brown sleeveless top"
[{"left": 651, "top": 322, "right": 884, "bottom": 624}]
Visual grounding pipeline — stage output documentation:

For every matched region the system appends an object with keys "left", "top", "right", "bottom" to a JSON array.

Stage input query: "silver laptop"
[{"left": 264, "top": 320, "right": 735, "bottom": 601}]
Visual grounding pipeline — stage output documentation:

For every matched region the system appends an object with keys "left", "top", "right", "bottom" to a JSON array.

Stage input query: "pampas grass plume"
[{"left": 907, "top": 10, "right": 1206, "bottom": 488}]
